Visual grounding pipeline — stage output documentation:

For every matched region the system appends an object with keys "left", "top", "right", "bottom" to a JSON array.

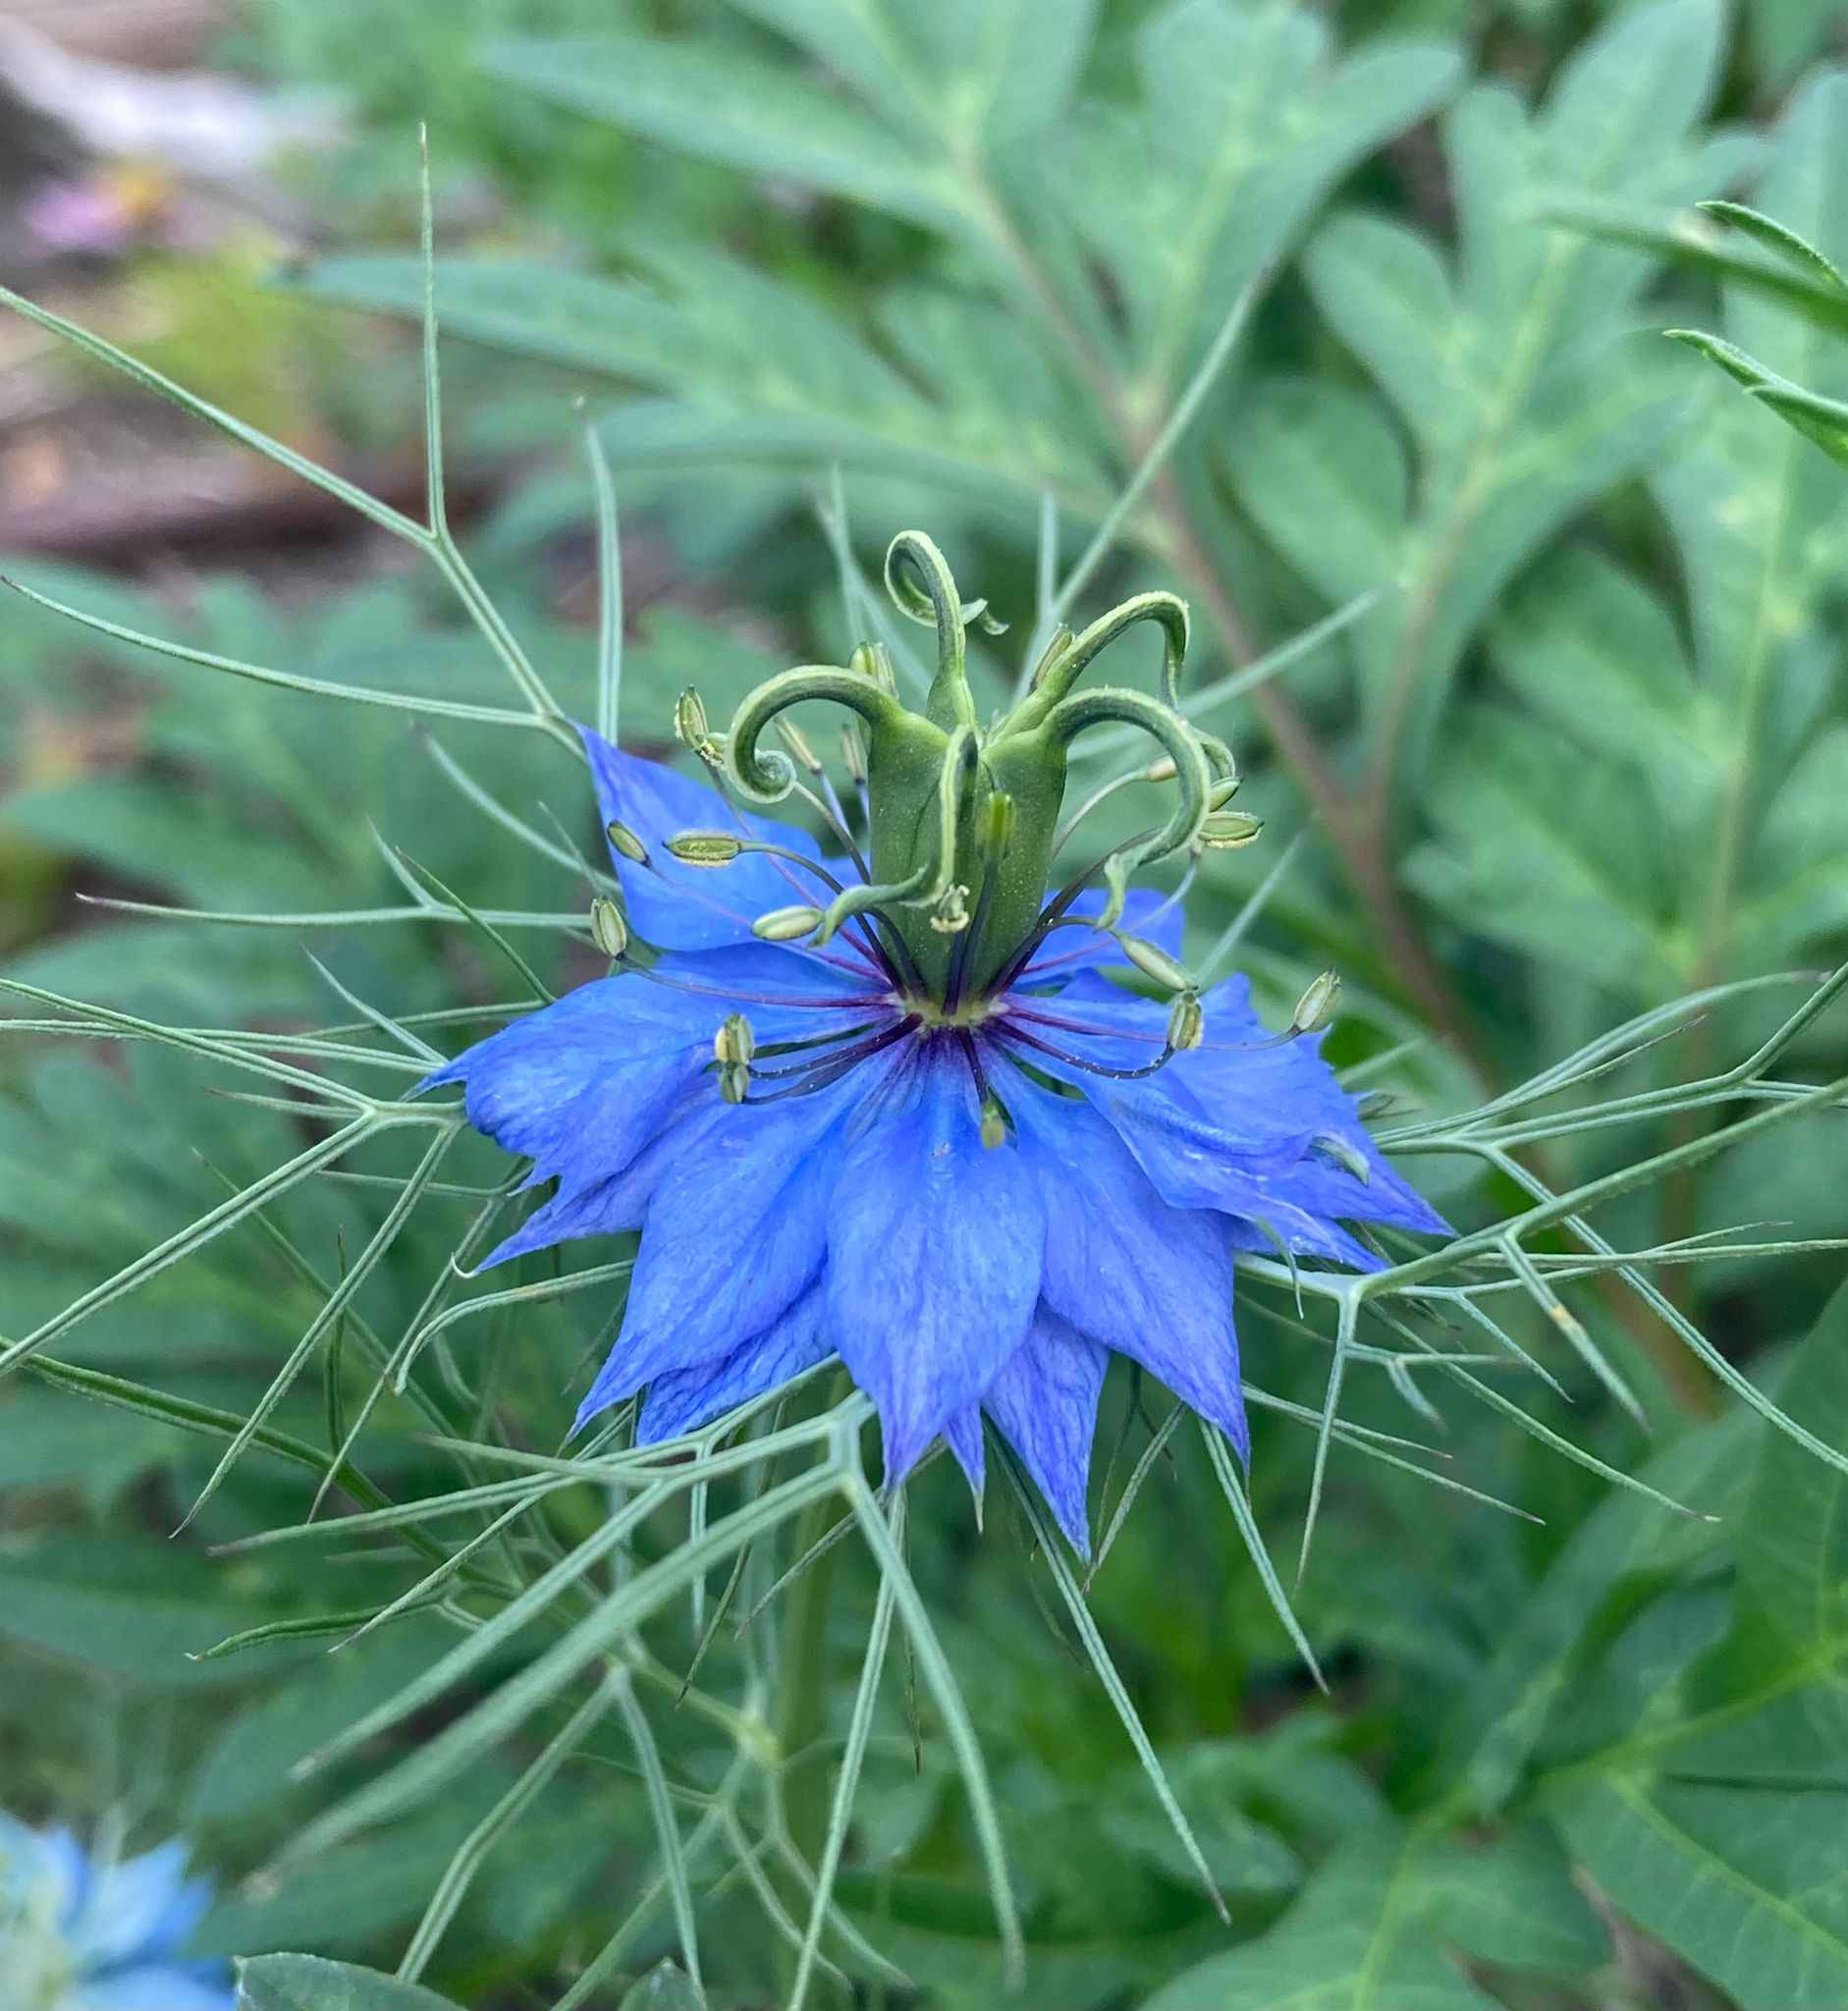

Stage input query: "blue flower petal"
[
  {"left": 78, "top": 1968, "right": 234, "bottom": 2011},
  {"left": 66, "top": 1842, "right": 210, "bottom": 1971},
  {"left": 636, "top": 1285, "right": 833, "bottom": 1442},
  {"left": 580, "top": 728, "right": 846, "bottom": 951},
  {"left": 943, "top": 1406, "right": 986, "bottom": 1503},
  {"left": 419, "top": 976, "right": 711, "bottom": 1197},
  {"left": 1011, "top": 1085, "right": 1248, "bottom": 1459},
  {"left": 577, "top": 1053, "right": 905, "bottom": 1429},
  {"left": 982, "top": 1308, "right": 1108, "bottom": 1557},
  {"left": 828, "top": 1052, "right": 1045, "bottom": 1481},
  {"left": 1181, "top": 974, "right": 1451, "bottom": 1238},
  {"left": 477, "top": 1096, "right": 711, "bottom": 1272}
]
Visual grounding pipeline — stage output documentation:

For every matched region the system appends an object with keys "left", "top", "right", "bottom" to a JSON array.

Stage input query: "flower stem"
[{"left": 774, "top": 1376, "right": 852, "bottom": 1997}]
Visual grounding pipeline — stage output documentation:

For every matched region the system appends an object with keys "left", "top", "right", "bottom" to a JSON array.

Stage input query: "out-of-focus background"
[{"left": 4, "top": 2, "right": 1848, "bottom": 2007}]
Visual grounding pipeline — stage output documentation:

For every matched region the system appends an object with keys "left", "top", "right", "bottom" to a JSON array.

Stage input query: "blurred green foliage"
[{"left": 6, "top": 1, "right": 1848, "bottom": 2007}]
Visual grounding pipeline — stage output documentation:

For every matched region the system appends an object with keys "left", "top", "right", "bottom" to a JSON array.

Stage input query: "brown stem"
[{"left": 1151, "top": 470, "right": 1493, "bottom": 1082}]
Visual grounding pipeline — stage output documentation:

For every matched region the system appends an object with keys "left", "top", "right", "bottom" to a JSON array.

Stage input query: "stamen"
[
  {"left": 742, "top": 1015, "right": 920, "bottom": 1103},
  {"left": 620, "top": 832, "right": 880, "bottom": 981},
  {"left": 996, "top": 1021, "right": 1179, "bottom": 1081},
  {"left": 1292, "top": 971, "right": 1341, "bottom": 1035},
  {"left": 750, "top": 1020, "right": 884, "bottom": 1064},
  {"left": 589, "top": 896, "right": 627, "bottom": 961}
]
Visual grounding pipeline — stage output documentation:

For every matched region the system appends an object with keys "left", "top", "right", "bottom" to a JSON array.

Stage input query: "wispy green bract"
[{"left": 5, "top": 5, "right": 1848, "bottom": 2008}]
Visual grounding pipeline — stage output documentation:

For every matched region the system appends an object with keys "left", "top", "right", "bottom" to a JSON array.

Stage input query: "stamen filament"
[
  {"left": 743, "top": 1016, "right": 920, "bottom": 1102},
  {"left": 997, "top": 1022, "right": 1178, "bottom": 1081}
]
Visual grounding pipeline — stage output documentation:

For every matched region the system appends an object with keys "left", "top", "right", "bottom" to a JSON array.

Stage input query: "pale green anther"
[
  {"left": 1145, "top": 754, "right": 1178, "bottom": 783},
  {"left": 1028, "top": 624, "right": 1074, "bottom": 689},
  {"left": 840, "top": 723, "right": 867, "bottom": 784},
  {"left": 775, "top": 717, "right": 822, "bottom": 774},
  {"left": 714, "top": 1013, "right": 755, "bottom": 1066},
  {"left": 666, "top": 830, "right": 742, "bottom": 866},
  {"left": 1292, "top": 970, "right": 1341, "bottom": 1035},
  {"left": 1199, "top": 810, "right": 1264, "bottom": 849},
  {"left": 1208, "top": 774, "right": 1242, "bottom": 809},
  {"left": 1117, "top": 933, "right": 1196, "bottom": 994},
  {"left": 719, "top": 1061, "right": 751, "bottom": 1105},
  {"left": 675, "top": 686, "right": 710, "bottom": 748},
  {"left": 1313, "top": 1130, "right": 1371, "bottom": 1184},
  {"left": 752, "top": 903, "right": 823, "bottom": 942},
  {"left": 929, "top": 883, "right": 972, "bottom": 935},
  {"left": 979, "top": 1095, "right": 1009, "bottom": 1150},
  {"left": 606, "top": 819, "right": 648, "bottom": 865},
  {"left": 589, "top": 897, "right": 627, "bottom": 960},
  {"left": 849, "top": 640, "right": 897, "bottom": 696},
  {"left": 1168, "top": 992, "right": 1204, "bottom": 1052}
]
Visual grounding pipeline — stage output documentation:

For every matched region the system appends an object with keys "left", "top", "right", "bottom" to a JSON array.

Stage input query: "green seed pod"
[
  {"left": 713, "top": 1012, "right": 755, "bottom": 1067},
  {"left": 1199, "top": 810, "right": 1263, "bottom": 849},
  {"left": 665, "top": 831, "right": 742, "bottom": 867},
  {"left": 606, "top": 819, "right": 648, "bottom": 865},
  {"left": 1291, "top": 970, "right": 1341, "bottom": 1035},
  {"left": 1118, "top": 933, "right": 1196, "bottom": 995},
  {"left": 1167, "top": 991, "right": 1204, "bottom": 1053},
  {"left": 589, "top": 897, "right": 628, "bottom": 960},
  {"left": 752, "top": 904, "right": 823, "bottom": 942}
]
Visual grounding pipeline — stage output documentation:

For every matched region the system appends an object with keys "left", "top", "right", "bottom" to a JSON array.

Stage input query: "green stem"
[{"left": 774, "top": 1378, "right": 852, "bottom": 2000}]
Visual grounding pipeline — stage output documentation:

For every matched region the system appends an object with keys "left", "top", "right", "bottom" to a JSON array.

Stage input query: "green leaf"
[
  {"left": 1702, "top": 199, "right": 1848, "bottom": 294},
  {"left": 235, "top": 1954, "right": 462, "bottom": 2010},
  {"left": 1538, "top": 1289, "right": 1848, "bottom": 2008},
  {"left": 1407, "top": 707, "right": 1683, "bottom": 993},
  {"left": 1419, "top": 1825, "right": 1608, "bottom": 1976},
  {"left": 1140, "top": 1833, "right": 1502, "bottom": 2009},
  {"left": 0, "top": 1533, "right": 289, "bottom": 1687},
  {"left": 1737, "top": 1280, "right": 1848, "bottom": 1656},
  {"left": 0, "top": 1386, "right": 172, "bottom": 1510},
  {"left": 482, "top": 35, "right": 963, "bottom": 230},
  {"left": 1266, "top": 0, "right": 1741, "bottom": 809},
  {"left": 1549, "top": 198, "right": 1848, "bottom": 334},
  {"left": 1553, "top": 1774, "right": 1848, "bottom": 2010}
]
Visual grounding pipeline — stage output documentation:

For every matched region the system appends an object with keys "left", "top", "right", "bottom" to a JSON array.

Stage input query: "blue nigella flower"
[
  {"left": 0, "top": 1816, "right": 232, "bottom": 2011},
  {"left": 424, "top": 533, "right": 1447, "bottom": 1553}
]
